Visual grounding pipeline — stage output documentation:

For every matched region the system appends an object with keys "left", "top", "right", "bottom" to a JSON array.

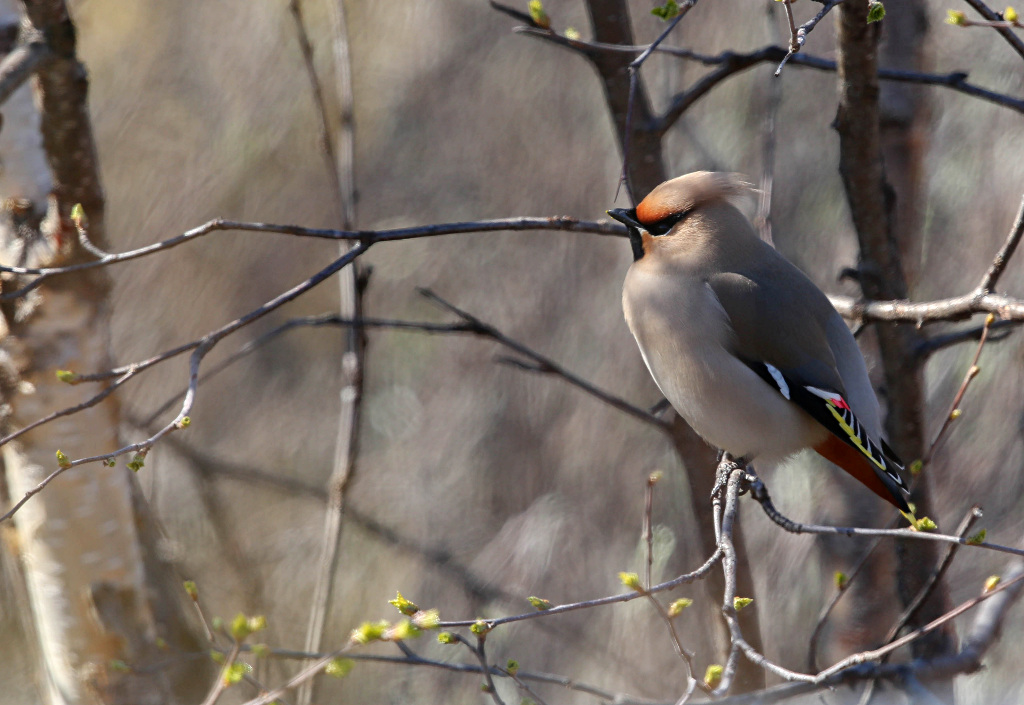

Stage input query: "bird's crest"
[{"left": 635, "top": 171, "right": 755, "bottom": 227}]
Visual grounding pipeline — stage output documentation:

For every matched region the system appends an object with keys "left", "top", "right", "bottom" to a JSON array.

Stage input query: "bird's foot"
[{"left": 711, "top": 452, "right": 744, "bottom": 502}]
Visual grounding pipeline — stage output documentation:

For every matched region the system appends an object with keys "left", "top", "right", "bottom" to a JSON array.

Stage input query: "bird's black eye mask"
[
  {"left": 644, "top": 209, "right": 692, "bottom": 236},
  {"left": 607, "top": 206, "right": 693, "bottom": 261}
]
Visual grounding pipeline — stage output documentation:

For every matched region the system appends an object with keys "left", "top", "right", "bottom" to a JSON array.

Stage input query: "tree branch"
[
  {"left": 0, "top": 36, "right": 49, "bottom": 106},
  {"left": 516, "top": 32, "right": 1024, "bottom": 120},
  {"left": 961, "top": 0, "right": 1024, "bottom": 60},
  {"left": 0, "top": 216, "right": 626, "bottom": 299},
  {"left": 749, "top": 474, "right": 1024, "bottom": 558}
]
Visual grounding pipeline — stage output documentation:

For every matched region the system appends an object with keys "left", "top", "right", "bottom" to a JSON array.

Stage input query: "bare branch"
[
  {"left": 512, "top": 33, "right": 1024, "bottom": 124},
  {"left": 489, "top": 0, "right": 544, "bottom": 28},
  {"left": 806, "top": 520, "right": 896, "bottom": 671},
  {"left": 0, "top": 37, "right": 49, "bottom": 106},
  {"left": 0, "top": 216, "right": 626, "bottom": 299},
  {"left": 0, "top": 244, "right": 368, "bottom": 521},
  {"left": 439, "top": 549, "right": 722, "bottom": 630},
  {"left": 960, "top": 0, "right": 1024, "bottom": 60},
  {"left": 922, "top": 316, "right": 994, "bottom": 465},
  {"left": 248, "top": 647, "right": 668, "bottom": 705},
  {"left": 473, "top": 636, "right": 506, "bottom": 705},
  {"left": 886, "top": 506, "right": 983, "bottom": 642},
  {"left": 774, "top": 0, "right": 843, "bottom": 75},
  {"left": 0, "top": 370, "right": 134, "bottom": 448},
  {"left": 830, "top": 291, "right": 1024, "bottom": 324},
  {"left": 818, "top": 571, "right": 1024, "bottom": 679},
  {"left": 913, "top": 319, "right": 1017, "bottom": 358},
  {"left": 418, "top": 288, "right": 667, "bottom": 429},
  {"left": 978, "top": 194, "right": 1024, "bottom": 293}
]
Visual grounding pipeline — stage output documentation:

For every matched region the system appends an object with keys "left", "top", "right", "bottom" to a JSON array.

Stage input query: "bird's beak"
[{"left": 607, "top": 208, "right": 644, "bottom": 231}]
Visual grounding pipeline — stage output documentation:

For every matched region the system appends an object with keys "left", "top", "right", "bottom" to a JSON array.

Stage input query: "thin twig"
[
  {"left": 961, "top": 0, "right": 1024, "bottom": 60},
  {"left": 529, "top": 28, "right": 1024, "bottom": 119},
  {"left": 715, "top": 465, "right": 816, "bottom": 694},
  {"left": 817, "top": 571, "right": 1024, "bottom": 679},
  {"left": 781, "top": 0, "right": 800, "bottom": 54},
  {"left": 638, "top": 472, "right": 703, "bottom": 700},
  {"left": 855, "top": 506, "right": 984, "bottom": 705},
  {"left": 0, "top": 370, "right": 134, "bottom": 449},
  {"left": 806, "top": 518, "right": 898, "bottom": 672},
  {"left": 418, "top": 288, "right": 668, "bottom": 429},
  {"left": 889, "top": 507, "right": 983, "bottom": 642},
  {"left": 0, "top": 244, "right": 367, "bottom": 522},
  {"left": 518, "top": 28, "right": 1024, "bottom": 119},
  {"left": 774, "top": 0, "right": 843, "bottom": 76},
  {"left": 497, "top": 666, "right": 552, "bottom": 705},
  {"left": 489, "top": 0, "right": 544, "bottom": 27},
  {"left": 475, "top": 636, "right": 506, "bottom": 705},
  {"left": 619, "top": 2, "right": 694, "bottom": 200},
  {"left": 978, "top": 194, "right": 1024, "bottom": 293},
  {"left": 137, "top": 314, "right": 474, "bottom": 426},
  {"left": 644, "top": 473, "right": 656, "bottom": 590},
  {"left": 249, "top": 646, "right": 668, "bottom": 705},
  {"left": 922, "top": 313, "right": 994, "bottom": 465},
  {"left": 289, "top": 2, "right": 362, "bottom": 703},
  {"left": 913, "top": 318, "right": 1017, "bottom": 358},
  {"left": 629, "top": 8, "right": 692, "bottom": 70},
  {"left": 439, "top": 549, "right": 722, "bottom": 630},
  {"left": 756, "top": 21, "right": 781, "bottom": 245},
  {"left": 201, "top": 640, "right": 242, "bottom": 705}
]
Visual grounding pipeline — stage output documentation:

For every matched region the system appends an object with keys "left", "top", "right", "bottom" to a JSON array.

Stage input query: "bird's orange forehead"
[{"left": 635, "top": 193, "right": 686, "bottom": 226}]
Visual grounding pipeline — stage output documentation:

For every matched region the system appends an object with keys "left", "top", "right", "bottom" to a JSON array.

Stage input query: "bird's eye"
[{"left": 645, "top": 209, "right": 691, "bottom": 236}]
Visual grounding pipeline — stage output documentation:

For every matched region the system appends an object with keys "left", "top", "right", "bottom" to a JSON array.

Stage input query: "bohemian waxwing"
[{"left": 608, "top": 171, "right": 910, "bottom": 511}]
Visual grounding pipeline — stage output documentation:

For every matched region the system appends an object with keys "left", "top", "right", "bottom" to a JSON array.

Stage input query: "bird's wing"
[
  {"left": 708, "top": 271, "right": 909, "bottom": 509},
  {"left": 744, "top": 359, "right": 908, "bottom": 497}
]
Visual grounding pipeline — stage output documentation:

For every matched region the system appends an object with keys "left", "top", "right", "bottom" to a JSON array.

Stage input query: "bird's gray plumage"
[{"left": 613, "top": 172, "right": 908, "bottom": 509}]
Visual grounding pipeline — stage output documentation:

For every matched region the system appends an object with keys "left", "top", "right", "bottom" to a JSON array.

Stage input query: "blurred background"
[{"left": 3, "top": 0, "right": 1024, "bottom": 702}]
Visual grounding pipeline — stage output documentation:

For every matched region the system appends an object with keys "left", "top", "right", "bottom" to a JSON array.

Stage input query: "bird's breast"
[{"left": 622, "top": 266, "right": 825, "bottom": 461}]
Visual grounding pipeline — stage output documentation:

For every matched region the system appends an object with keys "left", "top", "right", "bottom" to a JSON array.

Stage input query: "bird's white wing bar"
[{"left": 747, "top": 360, "right": 908, "bottom": 491}]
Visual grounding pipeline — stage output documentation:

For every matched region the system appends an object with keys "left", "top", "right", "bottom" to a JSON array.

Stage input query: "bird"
[{"left": 607, "top": 171, "right": 910, "bottom": 511}]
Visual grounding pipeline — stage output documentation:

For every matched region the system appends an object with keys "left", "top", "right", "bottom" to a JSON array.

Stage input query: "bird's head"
[{"left": 608, "top": 172, "right": 755, "bottom": 262}]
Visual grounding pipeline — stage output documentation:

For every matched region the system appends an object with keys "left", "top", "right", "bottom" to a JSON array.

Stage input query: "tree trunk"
[
  {"left": 1, "top": 2, "right": 207, "bottom": 702},
  {"left": 835, "top": 0, "right": 956, "bottom": 700}
]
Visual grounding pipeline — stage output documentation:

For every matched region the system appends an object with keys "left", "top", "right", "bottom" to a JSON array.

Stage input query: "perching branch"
[{"left": 748, "top": 474, "right": 1024, "bottom": 559}]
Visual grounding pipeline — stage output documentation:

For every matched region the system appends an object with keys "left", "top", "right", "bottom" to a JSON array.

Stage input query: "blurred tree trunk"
[
  {"left": 835, "top": 0, "right": 956, "bottom": 700},
  {"left": 583, "top": 1, "right": 765, "bottom": 692},
  {"left": 0, "top": 1, "right": 205, "bottom": 703}
]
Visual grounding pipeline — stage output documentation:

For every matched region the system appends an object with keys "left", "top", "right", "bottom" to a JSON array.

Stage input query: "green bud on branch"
[
  {"left": 389, "top": 591, "right": 419, "bottom": 616},
  {"left": 527, "top": 596, "right": 552, "bottom": 610},
  {"left": 668, "top": 597, "right": 693, "bottom": 617},
  {"left": 325, "top": 658, "right": 354, "bottom": 679},
  {"left": 618, "top": 571, "right": 642, "bottom": 591}
]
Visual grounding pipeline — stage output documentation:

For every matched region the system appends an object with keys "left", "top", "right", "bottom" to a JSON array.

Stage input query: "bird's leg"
[
  {"left": 734, "top": 462, "right": 757, "bottom": 497},
  {"left": 711, "top": 451, "right": 742, "bottom": 503}
]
